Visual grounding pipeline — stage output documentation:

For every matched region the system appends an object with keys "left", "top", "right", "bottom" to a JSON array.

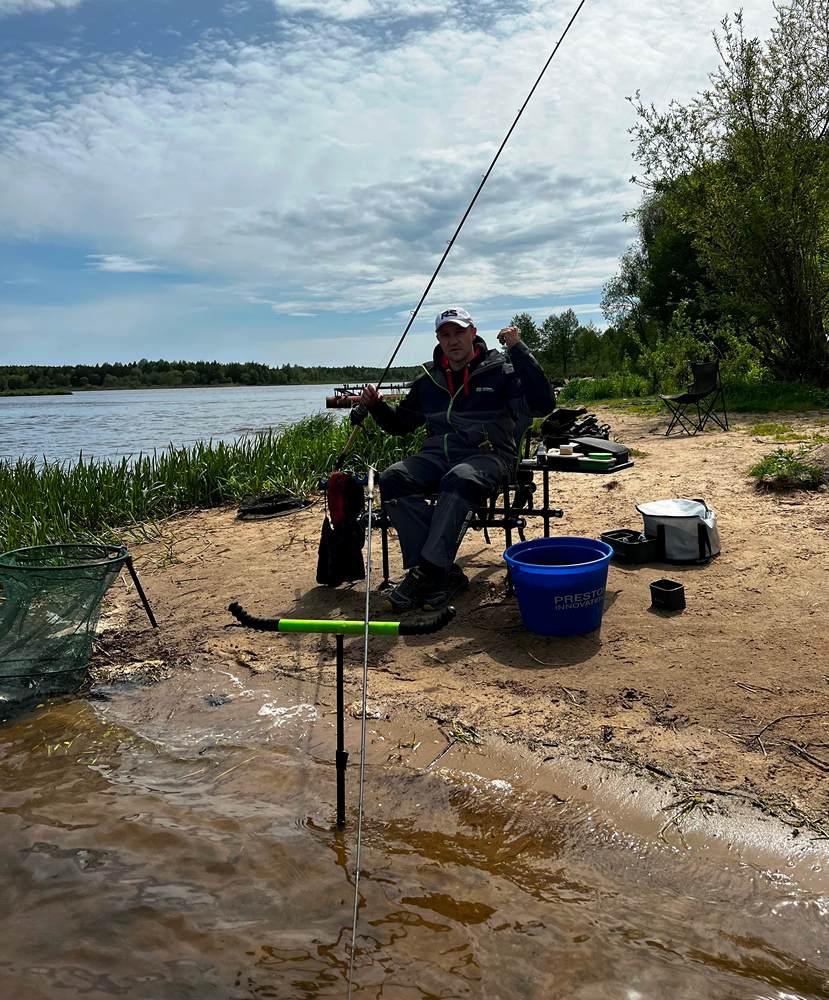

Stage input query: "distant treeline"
[{"left": 0, "top": 360, "right": 422, "bottom": 394}]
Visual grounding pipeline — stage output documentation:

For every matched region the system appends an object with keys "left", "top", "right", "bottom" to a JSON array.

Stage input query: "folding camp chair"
[
  {"left": 660, "top": 360, "right": 729, "bottom": 437},
  {"left": 372, "top": 414, "right": 565, "bottom": 590}
]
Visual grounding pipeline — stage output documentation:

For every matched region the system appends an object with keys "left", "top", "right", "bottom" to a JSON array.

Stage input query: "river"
[
  {"left": 0, "top": 385, "right": 342, "bottom": 463},
  {"left": 1, "top": 664, "right": 827, "bottom": 999}
]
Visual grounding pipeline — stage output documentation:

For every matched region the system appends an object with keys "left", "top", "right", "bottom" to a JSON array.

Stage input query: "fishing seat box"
[{"left": 540, "top": 437, "right": 630, "bottom": 471}]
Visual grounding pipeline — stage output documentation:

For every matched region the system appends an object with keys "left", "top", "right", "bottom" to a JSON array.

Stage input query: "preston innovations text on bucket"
[{"left": 503, "top": 536, "right": 613, "bottom": 637}]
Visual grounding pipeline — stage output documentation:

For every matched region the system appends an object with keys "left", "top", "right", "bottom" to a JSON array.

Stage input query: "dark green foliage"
[
  {"left": 625, "top": 0, "right": 829, "bottom": 383},
  {"left": 510, "top": 312, "right": 541, "bottom": 351},
  {"left": 0, "top": 361, "right": 421, "bottom": 395},
  {"left": 560, "top": 372, "right": 829, "bottom": 413},
  {"left": 558, "top": 373, "right": 651, "bottom": 403},
  {"left": 539, "top": 309, "right": 579, "bottom": 380},
  {"left": 748, "top": 447, "right": 825, "bottom": 489}
]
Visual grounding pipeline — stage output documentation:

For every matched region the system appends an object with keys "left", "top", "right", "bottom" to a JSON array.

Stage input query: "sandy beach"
[{"left": 95, "top": 407, "right": 829, "bottom": 841}]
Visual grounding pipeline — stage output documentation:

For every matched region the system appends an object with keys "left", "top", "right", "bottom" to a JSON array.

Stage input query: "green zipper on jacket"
[{"left": 423, "top": 362, "right": 491, "bottom": 460}]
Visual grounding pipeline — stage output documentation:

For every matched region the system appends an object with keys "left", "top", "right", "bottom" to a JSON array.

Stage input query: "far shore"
[{"left": 1, "top": 381, "right": 347, "bottom": 397}]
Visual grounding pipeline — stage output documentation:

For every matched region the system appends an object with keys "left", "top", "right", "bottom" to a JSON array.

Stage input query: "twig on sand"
[
  {"left": 659, "top": 793, "right": 708, "bottom": 847},
  {"left": 692, "top": 785, "right": 757, "bottom": 802},
  {"left": 643, "top": 762, "right": 674, "bottom": 780},
  {"left": 424, "top": 719, "right": 481, "bottom": 770},
  {"left": 425, "top": 739, "right": 456, "bottom": 771},
  {"left": 749, "top": 712, "right": 829, "bottom": 742},
  {"left": 214, "top": 754, "right": 258, "bottom": 781},
  {"left": 779, "top": 740, "right": 829, "bottom": 773},
  {"left": 693, "top": 786, "right": 829, "bottom": 840},
  {"left": 559, "top": 685, "right": 582, "bottom": 705},
  {"left": 725, "top": 713, "right": 829, "bottom": 757},
  {"left": 528, "top": 650, "right": 556, "bottom": 666},
  {"left": 180, "top": 766, "right": 208, "bottom": 780},
  {"left": 735, "top": 681, "right": 782, "bottom": 696}
]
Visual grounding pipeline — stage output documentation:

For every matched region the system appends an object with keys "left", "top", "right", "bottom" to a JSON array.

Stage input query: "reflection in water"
[{"left": 0, "top": 669, "right": 827, "bottom": 1000}]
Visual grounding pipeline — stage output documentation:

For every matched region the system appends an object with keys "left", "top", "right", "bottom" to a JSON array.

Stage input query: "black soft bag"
[{"left": 316, "top": 472, "right": 366, "bottom": 586}]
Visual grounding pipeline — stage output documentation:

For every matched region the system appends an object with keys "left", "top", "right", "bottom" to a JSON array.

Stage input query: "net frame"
[{"left": 0, "top": 544, "right": 130, "bottom": 693}]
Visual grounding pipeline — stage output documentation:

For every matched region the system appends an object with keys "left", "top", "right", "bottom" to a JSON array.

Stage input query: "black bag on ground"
[{"left": 316, "top": 472, "right": 366, "bottom": 586}]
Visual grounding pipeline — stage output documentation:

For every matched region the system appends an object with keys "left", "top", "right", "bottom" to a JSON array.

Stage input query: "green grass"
[
  {"left": 726, "top": 379, "right": 829, "bottom": 413},
  {"left": 748, "top": 447, "right": 825, "bottom": 490},
  {"left": 559, "top": 374, "right": 829, "bottom": 415},
  {"left": 747, "top": 421, "right": 797, "bottom": 437},
  {"left": 746, "top": 423, "right": 829, "bottom": 446},
  {"left": 558, "top": 374, "right": 651, "bottom": 403},
  {"left": 0, "top": 414, "right": 424, "bottom": 552}
]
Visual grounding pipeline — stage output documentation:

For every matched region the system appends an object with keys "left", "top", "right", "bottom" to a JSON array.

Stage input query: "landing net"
[{"left": 0, "top": 543, "right": 128, "bottom": 700}]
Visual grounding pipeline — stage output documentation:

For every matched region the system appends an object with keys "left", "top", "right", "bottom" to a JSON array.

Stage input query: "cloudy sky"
[{"left": 0, "top": 0, "right": 777, "bottom": 367}]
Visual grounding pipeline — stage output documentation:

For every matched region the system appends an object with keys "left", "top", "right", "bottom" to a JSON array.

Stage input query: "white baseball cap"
[{"left": 435, "top": 306, "right": 474, "bottom": 331}]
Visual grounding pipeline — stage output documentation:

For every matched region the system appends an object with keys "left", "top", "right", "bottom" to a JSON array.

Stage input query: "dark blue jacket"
[{"left": 368, "top": 336, "right": 555, "bottom": 462}]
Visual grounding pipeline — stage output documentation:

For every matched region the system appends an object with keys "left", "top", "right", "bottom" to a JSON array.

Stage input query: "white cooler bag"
[{"left": 636, "top": 498, "right": 720, "bottom": 564}]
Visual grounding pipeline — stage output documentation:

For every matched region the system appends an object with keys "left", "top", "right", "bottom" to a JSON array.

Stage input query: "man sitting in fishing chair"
[{"left": 360, "top": 306, "right": 556, "bottom": 612}]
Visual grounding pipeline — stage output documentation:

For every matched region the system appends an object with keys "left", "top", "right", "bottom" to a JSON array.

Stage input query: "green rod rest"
[{"left": 228, "top": 602, "right": 455, "bottom": 636}]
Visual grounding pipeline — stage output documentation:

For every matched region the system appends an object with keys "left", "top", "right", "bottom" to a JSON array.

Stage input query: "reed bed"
[{"left": 0, "top": 415, "right": 424, "bottom": 552}]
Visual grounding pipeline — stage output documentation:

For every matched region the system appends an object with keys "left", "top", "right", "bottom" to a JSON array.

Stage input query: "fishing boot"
[
  {"left": 421, "top": 563, "right": 469, "bottom": 611},
  {"left": 386, "top": 562, "right": 469, "bottom": 613},
  {"left": 384, "top": 566, "right": 432, "bottom": 613}
]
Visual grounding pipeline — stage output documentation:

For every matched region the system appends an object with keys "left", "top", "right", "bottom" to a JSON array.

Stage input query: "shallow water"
[
  {"left": 1, "top": 664, "right": 828, "bottom": 1000},
  {"left": 0, "top": 384, "right": 342, "bottom": 463}
]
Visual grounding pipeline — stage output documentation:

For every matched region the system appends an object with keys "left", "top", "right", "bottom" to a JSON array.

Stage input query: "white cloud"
[
  {"left": 0, "top": 0, "right": 780, "bottom": 325},
  {"left": 0, "top": 0, "right": 85, "bottom": 17},
  {"left": 86, "top": 254, "right": 162, "bottom": 273},
  {"left": 271, "top": 0, "right": 444, "bottom": 21}
]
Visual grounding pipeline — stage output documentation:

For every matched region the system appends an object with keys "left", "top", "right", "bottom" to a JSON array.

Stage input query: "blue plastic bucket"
[{"left": 503, "top": 536, "right": 613, "bottom": 636}]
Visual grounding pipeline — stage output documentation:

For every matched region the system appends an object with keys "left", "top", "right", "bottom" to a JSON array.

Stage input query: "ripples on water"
[
  {"left": 0, "top": 385, "right": 342, "bottom": 463},
  {"left": 0, "top": 666, "right": 827, "bottom": 999}
]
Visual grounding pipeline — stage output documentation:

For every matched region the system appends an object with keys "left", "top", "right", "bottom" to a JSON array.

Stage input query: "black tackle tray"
[{"left": 601, "top": 529, "right": 659, "bottom": 563}]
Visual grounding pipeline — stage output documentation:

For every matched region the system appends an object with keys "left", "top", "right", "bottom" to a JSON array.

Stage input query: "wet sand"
[{"left": 96, "top": 407, "right": 829, "bottom": 846}]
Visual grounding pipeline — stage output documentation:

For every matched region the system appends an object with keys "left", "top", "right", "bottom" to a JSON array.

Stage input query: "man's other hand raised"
[{"left": 497, "top": 326, "right": 521, "bottom": 349}]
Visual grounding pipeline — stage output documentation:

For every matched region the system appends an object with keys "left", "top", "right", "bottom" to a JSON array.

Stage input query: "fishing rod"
[
  {"left": 335, "top": 0, "right": 590, "bottom": 470},
  {"left": 347, "top": 464, "right": 374, "bottom": 999}
]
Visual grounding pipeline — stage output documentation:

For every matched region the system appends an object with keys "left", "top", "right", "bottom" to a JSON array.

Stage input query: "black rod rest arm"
[
  {"left": 399, "top": 605, "right": 456, "bottom": 634},
  {"left": 228, "top": 602, "right": 280, "bottom": 631},
  {"left": 227, "top": 601, "right": 456, "bottom": 635}
]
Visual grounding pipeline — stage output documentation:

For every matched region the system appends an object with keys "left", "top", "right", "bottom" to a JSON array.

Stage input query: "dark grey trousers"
[{"left": 379, "top": 450, "right": 510, "bottom": 570}]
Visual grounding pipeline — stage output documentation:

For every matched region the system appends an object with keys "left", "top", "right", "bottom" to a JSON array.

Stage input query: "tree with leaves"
[
  {"left": 540, "top": 309, "right": 580, "bottom": 378},
  {"left": 510, "top": 312, "right": 541, "bottom": 351},
  {"left": 628, "top": 0, "right": 829, "bottom": 383}
]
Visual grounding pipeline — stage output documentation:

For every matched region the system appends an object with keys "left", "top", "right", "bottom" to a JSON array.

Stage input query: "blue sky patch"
[{"left": 0, "top": 0, "right": 778, "bottom": 365}]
